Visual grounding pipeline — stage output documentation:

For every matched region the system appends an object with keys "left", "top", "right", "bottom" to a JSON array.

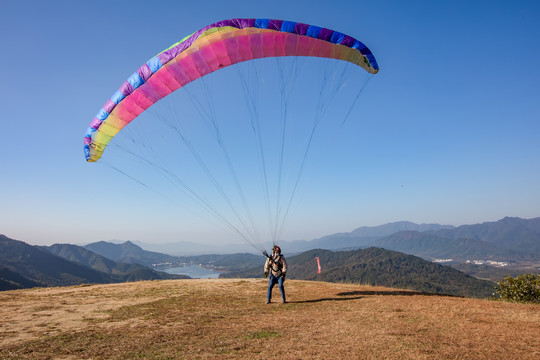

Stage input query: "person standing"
[{"left": 264, "top": 245, "right": 287, "bottom": 304}]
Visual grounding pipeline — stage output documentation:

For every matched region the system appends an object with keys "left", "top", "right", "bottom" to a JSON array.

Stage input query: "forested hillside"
[{"left": 221, "top": 247, "right": 496, "bottom": 298}]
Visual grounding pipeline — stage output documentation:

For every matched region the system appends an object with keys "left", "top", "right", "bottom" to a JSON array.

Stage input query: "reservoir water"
[{"left": 162, "top": 265, "right": 221, "bottom": 279}]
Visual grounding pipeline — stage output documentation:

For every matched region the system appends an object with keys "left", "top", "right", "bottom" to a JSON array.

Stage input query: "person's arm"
[{"left": 264, "top": 258, "right": 270, "bottom": 277}]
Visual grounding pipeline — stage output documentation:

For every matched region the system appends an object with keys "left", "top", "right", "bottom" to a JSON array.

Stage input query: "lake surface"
[{"left": 162, "top": 265, "right": 221, "bottom": 279}]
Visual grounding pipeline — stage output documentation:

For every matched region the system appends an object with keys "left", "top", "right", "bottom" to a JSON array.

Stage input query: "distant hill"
[
  {"left": 0, "top": 235, "right": 187, "bottom": 291},
  {"left": 350, "top": 221, "right": 456, "bottom": 237},
  {"left": 84, "top": 241, "right": 180, "bottom": 266},
  {"left": 372, "top": 230, "right": 519, "bottom": 260},
  {"left": 285, "top": 217, "right": 539, "bottom": 261},
  {"left": 428, "top": 217, "right": 540, "bottom": 258},
  {"left": 43, "top": 244, "right": 187, "bottom": 281},
  {"left": 0, "top": 235, "right": 117, "bottom": 288},
  {"left": 277, "top": 222, "right": 456, "bottom": 254},
  {"left": 220, "top": 247, "right": 496, "bottom": 298},
  {"left": 0, "top": 266, "right": 41, "bottom": 291}
]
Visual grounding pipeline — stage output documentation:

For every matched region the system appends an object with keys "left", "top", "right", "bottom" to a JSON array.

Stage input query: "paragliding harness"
[{"left": 263, "top": 250, "right": 284, "bottom": 277}]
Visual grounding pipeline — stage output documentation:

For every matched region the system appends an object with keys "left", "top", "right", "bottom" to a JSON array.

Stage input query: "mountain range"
[
  {"left": 130, "top": 221, "right": 457, "bottom": 255},
  {"left": 1, "top": 234, "right": 495, "bottom": 298},
  {"left": 132, "top": 217, "right": 540, "bottom": 261},
  {"left": 280, "top": 217, "right": 540, "bottom": 260},
  {"left": 1, "top": 216, "right": 538, "bottom": 294},
  {"left": 0, "top": 235, "right": 186, "bottom": 291}
]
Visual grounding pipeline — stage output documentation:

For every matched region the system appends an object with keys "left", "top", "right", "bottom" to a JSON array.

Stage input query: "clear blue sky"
[{"left": 1, "top": 0, "right": 539, "bottom": 248}]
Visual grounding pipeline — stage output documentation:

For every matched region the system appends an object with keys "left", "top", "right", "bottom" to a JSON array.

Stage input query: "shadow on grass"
[
  {"left": 288, "top": 296, "right": 364, "bottom": 304},
  {"left": 336, "top": 290, "right": 459, "bottom": 297},
  {"left": 287, "top": 290, "right": 458, "bottom": 303}
]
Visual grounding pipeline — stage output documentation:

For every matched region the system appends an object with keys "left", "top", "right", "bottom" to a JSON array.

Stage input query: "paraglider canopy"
[{"left": 84, "top": 18, "right": 379, "bottom": 163}]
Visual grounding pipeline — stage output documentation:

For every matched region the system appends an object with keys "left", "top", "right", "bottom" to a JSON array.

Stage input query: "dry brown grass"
[{"left": 0, "top": 279, "right": 538, "bottom": 359}]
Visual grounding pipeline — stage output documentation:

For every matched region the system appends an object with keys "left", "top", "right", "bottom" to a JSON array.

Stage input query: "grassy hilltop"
[{"left": 1, "top": 279, "right": 538, "bottom": 359}]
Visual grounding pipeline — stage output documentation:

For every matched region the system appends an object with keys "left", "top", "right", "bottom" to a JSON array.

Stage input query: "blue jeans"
[{"left": 267, "top": 274, "right": 285, "bottom": 301}]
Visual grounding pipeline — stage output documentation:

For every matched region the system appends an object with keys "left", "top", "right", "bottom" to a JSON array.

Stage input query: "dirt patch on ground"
[{"left": 0, "top": 280, "right": 188, "bottom": 346}]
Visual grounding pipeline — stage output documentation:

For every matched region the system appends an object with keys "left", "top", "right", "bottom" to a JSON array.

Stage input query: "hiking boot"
[
  {"left": 266, "top": 299, "right": 270, "bottom": 304},
  {"left": 281, "top": 299, "right": 287, "bottom": 304}
]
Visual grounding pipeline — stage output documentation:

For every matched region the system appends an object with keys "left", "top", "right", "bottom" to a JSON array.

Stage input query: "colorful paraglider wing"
[{"left": 84, "top": 18, "right": 379, "bottom": 162}]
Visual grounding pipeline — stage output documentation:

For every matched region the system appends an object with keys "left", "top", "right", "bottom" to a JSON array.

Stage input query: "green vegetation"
[
  {"left": 245, "top": 330, "right": 280, "bottom": 339},
  {"left": 496, "top": 274, "right": 540, "bottom": 304}
]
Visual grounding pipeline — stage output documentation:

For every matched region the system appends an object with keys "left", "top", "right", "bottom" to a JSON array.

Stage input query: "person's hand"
[
  {"left": 264, "top": 271, "right": 268, "bottom": 278},
  {"left": 282, "top": 273, "right": 286, "bottom": 280}
]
